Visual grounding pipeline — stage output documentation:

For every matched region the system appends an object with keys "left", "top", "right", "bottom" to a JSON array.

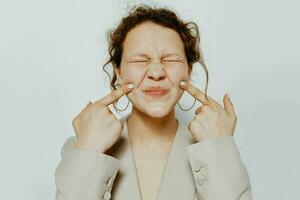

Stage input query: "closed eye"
[
  {"left": 163, "top": 60, "right": 181, "bottom": 63},
  {"left": 131, "top": 60, "right": 148, "bottom": 63}
]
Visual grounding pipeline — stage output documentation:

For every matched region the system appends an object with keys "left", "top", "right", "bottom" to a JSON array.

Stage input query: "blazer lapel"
[
  {"left": 157, "top": 117, "right": 198, "bottom": 200},
  {"left": 109, "top": 113, "right": 198, "bottom": 200},
  {"left": 109, "top": 113, "right": 142, "bottom": 200}
]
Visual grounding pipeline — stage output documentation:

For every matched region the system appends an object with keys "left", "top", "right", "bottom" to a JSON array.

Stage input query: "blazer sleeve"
[
  {"left": 186, "top": 135, "right": 252, "bottom": 200},
  {"left": 55, "top": 136, "right": 121, "bottom": 200}
]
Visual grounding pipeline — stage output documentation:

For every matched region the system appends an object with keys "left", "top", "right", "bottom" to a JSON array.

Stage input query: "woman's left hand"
[{"left": 179, "top": 80, "right": 238, "bottom": 142}]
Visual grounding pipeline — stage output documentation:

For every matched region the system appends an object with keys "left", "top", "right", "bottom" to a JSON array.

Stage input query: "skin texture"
[
  {"left": 117, "top": 22, "right": 191, "bottom": 119},
  {"left": 115, "top": 22, "right": 191, "bottom": 146}
]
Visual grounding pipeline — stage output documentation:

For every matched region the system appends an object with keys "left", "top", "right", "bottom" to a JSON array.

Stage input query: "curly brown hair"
[{"left": 102, "top": 4, "right": 209, "bottom": 111}]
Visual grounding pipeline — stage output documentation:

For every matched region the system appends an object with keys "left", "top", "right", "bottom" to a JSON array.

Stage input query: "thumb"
[{"left": 223, "top": 93, "right": 236, "bottom": 117}]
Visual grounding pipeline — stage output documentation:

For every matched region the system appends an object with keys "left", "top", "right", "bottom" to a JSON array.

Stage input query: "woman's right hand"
[{"left": 72, "top": 83, "right": 135, "bottom": 153}]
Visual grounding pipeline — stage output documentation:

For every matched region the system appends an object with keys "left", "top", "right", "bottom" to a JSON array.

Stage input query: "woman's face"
[{"left": 116, "top": 21, "right": 191, "bottom": 118}]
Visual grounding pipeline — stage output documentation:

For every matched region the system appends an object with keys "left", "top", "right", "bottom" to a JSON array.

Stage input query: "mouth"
[{"left": 143, "top": 89, "right": 169, "bottom": 98}]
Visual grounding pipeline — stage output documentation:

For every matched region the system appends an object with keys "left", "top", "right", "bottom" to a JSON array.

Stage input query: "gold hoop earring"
[
  {"left": 113, "top": 98, "right": 130, "bottom": 111},
  {"left": 177, "top": 96, "right": 197, "bottom": 111},
  {"left": 113, "top": 83, "right": 130, "bottom": 112}
]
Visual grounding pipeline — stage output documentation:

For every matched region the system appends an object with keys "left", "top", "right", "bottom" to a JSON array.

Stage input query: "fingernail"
[
  {"left": 226, "top": 92, "right": 230, "bottom": 99},
  {"left": 127, "top": 83, "right": 135, "bottom": 89},
  {"left": 179, "top": 80, "right": 186, "bottom": 87}
]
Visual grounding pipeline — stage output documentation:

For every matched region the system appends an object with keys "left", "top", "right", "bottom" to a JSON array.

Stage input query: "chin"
[
  {"left": 131, "top": 101, "right": 175, "bottom": 118},
  {"left": 144, "top": 107, "right": 171, "bottom": 118}
]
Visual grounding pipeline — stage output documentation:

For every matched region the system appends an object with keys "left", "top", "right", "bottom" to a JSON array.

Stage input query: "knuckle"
[
  {"left": 188, "top": 122, "right": 192, "bottom": 132},
  {"left": 230, "top": 114, "right": 237, "bottom": 123},
  {"left": 234, "top": 115, "right": 238, "bottom": 122},
  {"left": 72, "top": 117, "right": 79, "bottom": 127},
  {"left": 189, "top": 121, "right": 196, "bottom": 130}
]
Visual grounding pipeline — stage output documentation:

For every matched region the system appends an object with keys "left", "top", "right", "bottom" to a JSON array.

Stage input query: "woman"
[{"left": 55, "top": 5, "right": 252, "bottom": 200}]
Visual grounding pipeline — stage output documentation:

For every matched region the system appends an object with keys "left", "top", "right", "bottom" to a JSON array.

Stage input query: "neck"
[{"left": 127, "top": 107, "right": 178, "bottom": 146}]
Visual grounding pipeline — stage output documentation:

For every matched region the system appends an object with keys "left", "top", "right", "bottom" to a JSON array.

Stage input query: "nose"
[{"left": 146, "top": 61, "right": 167, "bottom": 81}]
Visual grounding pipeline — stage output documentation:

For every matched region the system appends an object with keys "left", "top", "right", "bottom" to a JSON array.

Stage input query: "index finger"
[
  {"left": 179, "top": 81, "right": 216, "bottom": 106},
  {"left": 95, "top": 83, "right": 135, "bottom": 107}
]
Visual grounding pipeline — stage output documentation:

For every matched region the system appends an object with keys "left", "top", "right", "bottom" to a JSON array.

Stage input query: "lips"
[{"left": 144, "top": 87, "right": 168, "bottom": 97}]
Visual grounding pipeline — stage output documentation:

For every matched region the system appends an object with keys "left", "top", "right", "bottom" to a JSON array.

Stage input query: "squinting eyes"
[
  {"left": 131, "top": 60, "right": 148, "bottom": 63},
  {"left": 130, "top": 60, "right": 181, "bottom": 63}
]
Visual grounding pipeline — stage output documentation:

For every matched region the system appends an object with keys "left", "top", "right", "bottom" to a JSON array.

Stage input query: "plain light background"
[{"left": 0, "top": 0, "right": 299, "bottom": 199}]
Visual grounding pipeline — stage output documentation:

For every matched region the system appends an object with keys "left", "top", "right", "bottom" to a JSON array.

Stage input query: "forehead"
[{"left": 122, "top": 22, "right": 185, "bottom": 56}]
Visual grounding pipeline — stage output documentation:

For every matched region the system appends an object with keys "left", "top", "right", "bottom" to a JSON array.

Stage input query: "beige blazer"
[{"left": 55, "top": 113, "right": 252, "bottom": 200}]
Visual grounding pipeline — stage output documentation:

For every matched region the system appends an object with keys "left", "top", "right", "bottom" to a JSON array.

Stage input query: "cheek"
[
  {"left": 167, "top": 65, "right": 189, "bottom": 86},
  {"left": 120, "top": 66, "right": 145, "bottom": 88}
]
